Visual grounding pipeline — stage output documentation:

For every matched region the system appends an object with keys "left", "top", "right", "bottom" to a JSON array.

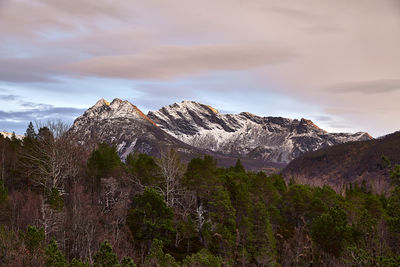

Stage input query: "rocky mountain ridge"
[
  {"left": 148, "top": 100, "right": 372, "bottom": 163},
  {"left": 68, "top": 98, "right": 283, "bottom": 170},
  {"left": 69, "top": 98, "right": 189, "bottom": 159}
]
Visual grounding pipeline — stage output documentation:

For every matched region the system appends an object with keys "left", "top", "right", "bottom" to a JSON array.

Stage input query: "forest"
[{"left": 0, "top": 122, "right": 399, "bottom": 266}]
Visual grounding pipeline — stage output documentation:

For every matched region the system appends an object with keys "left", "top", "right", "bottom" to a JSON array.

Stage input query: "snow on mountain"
[
  {"left": 69, "top": 98, "right": 188, "bottom": 159},
  {"left": 148, "top": 101, "right": 372, "bottom": 163},
  {"left": 0, "top": 131, "right": 23, "bottom": 140}
]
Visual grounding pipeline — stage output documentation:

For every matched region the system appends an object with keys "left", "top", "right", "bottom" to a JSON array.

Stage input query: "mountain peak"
[
  {"left": 179, "top": 100, "right": 219, "bottom": 114},
  {"left": 93, "top": 98, "right": 110, "bottom": 108},
  {"left": 76, "top": 98, "right": 157, "bottom": 127},
  {"left": 300, "top": 118, "right": 326, "bottom": 132}
]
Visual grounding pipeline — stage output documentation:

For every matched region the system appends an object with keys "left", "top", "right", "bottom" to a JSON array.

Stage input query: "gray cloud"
[
  {"left": 0, "top": 57, "right": 61, "bottom": 83},
  {"left": 331, "top": 79, "right": 400, "bottom": 94},
  {"left": 0, "top": 106, "right": 84, "bottom": 121},
  {"left": 0, "top": 94, "right": 19, "bottom": 101},
  {"left": 0, "top": 101, "right": 85, "bottom": 135}
]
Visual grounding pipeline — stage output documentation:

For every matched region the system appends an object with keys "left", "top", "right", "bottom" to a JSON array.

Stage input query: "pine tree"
[
  {"left": 93, "top": 240, "right": 120, "bottom": 267},
  {"left": 45, "top": 238, "right": 68, "bottom": 267},
  {"left": 144, "top": 239, "right": 178, "bottom": 267},
  {"left": 25, "top": 122, "right": 37, "bottom": 139},
  {"left": 120, "top": 257, "right": 136, "bottom": 267}
]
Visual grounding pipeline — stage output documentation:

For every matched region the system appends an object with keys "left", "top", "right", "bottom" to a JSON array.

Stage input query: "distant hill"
[{"left": 282, "top": 131, "right": 400, "bottom": 194}]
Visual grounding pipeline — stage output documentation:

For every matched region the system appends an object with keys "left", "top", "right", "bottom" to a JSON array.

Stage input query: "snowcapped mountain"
[
  {"left": 148, "top": 101, "right": 372, "bottom": 163},
  {"left": 0, "top": 131, "right": 23, "bottom": 140},
  {"left": 69, "top": 98, "right": 195, "bottom": 159}
]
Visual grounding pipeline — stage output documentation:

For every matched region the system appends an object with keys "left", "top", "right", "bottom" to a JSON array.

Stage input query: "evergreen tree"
[
  {"left": 250, "top": 201, "right": 277, "bottom": 266},
  {"left": 45, "top": 238, "right": 68, "bottom": 267},
  {"left": 24, "top": 225, "right": 45, "bottom": 253},
  {"left": 311, "top": 206, "right": 356, "bottom": 256},
  {"left": 70, "top": 259, "right": 90, "bottom": 267},
  {"left": 88, "top": 143, "right": 122, "bottom": 179},
  {"left": 126, "top": 153, "right": 161, "bottom": 185},
  {"left": 120, "top": 257, "right": 136, "bottom": 267},
  {"left": 233, "top": 159, "right": 245, "bottom": 173},
  {"left": 127, "top": 188, "right": 175, "bottom": 255},
  {"left": 144, "top": 239, "right": 178, "bottom": 267},
  {"left": 25, "top": 122, "right": 37, "bottom": 139},
  {"left": 182, "top": 249, "right": 222, "bottom": 267},
  {"left": 93, "top": 240, "right": 120, "bottom": 267}
]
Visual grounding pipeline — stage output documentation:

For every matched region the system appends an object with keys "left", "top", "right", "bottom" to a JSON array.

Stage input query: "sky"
[{"left": 0, "top": 0, "right": 399, "bottom": 137}]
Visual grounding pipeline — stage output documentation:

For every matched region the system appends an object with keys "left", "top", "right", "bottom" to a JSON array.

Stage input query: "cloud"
[
  {"left": 0, "top": 94, "right": 19, "bottom": 101},
  {"left": 64, "top": 44, "right": 295, "bottom": 80},
  {"left": 0, "top": 106, "right": 84, "bottom": 122},
  {"left": 330, "top": 79, "right": 400, "bottom": 94},
  {"left": 0, "top": 57, "right": 61, "bottom": 83},
  {"left": 0, "top": 0, "right": 399, "bottom": 136},
  {"left": 313, "top": 115, "right": 332, "bottom": 122}
]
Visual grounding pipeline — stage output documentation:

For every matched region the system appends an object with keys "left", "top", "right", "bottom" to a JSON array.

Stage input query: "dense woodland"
[{"left": 0, "top": 121, "right": 399, "bottom": 266}]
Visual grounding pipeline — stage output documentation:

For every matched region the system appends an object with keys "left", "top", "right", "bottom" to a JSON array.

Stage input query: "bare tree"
[
  {"left": 19, "top": 120, "right": 81, "bottom": 240},
  {"left": 21, "top": 120, "right": 79, "bottom": 195},
  {"left": 155, "top": 148, "right": 185, "bottom": 208}
]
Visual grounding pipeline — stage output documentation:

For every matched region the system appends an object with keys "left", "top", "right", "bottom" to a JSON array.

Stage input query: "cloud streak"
[
  {"left": 331, "top": 79, "right": 400, "bottom": 94},
  {"left": 65, "top": 44, "right": 295, "bottom": 80}
]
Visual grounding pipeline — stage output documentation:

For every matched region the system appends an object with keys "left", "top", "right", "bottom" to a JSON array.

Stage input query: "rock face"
[
  {"left": 148, "top": 101, "right": 372, "bottom": 163},
  {"left": 69, "top": 98, "right": 192, "bottom": 159}
]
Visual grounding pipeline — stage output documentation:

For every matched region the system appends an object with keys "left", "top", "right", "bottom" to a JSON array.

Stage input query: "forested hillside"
[
  {"left": 283, "top": 132, "right": 400, "bottom": 194},
  {"left": 0, "top": 122, "right": 399, "bottom": 266}
]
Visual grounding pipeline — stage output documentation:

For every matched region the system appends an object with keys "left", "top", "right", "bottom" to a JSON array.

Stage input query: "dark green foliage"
[
  {"left": 88, "top": 143, "right": 122, "bottom": 179},
  {"left": 70, "top": 259, "right": 90, "bottom": 267},
  {"left": 120, "top": 257, "right": 136, "bottom": 267},
  {"left": 25, "top": 122, "right": 37, "bottom": 139},
  {"left": 126, "top": 153, "right": 161, "bottom": 185},
  {"left": 383, "top": 158, "right": 400, "bottom": 235},
  {"left": 45, "top": 238, "right": 68, "bottom": 267},
  {"left": 249, "top": 201, "right": 277, "bottom": 266},
  {"left": 183, "top": 155, "right": 218, "bottom": 192},
  {"left": 311, "top": 206, "right": 356, "bottom": 256},
  {"left": 206, "top": 186, "right": 236, "bottom": 257},
  {"left": 23, "top": 225, "right": 45, "bottom": 252},
  {"left": 0, "top": 135, "right": 398, "bottom": 266},
  {"left": 144, "top": 239, "right": 178, "bottom": 267},
  {"left": 127, "top": 188, "right": 174, "bottom": 252},
  {"left": 93, "top": 240, "right": 120, "bottom": 267},
  {"left": 182, "top": 249, "right": 222, "bottom": 267},
  {"left": 233, "top": 159, "right": 245, "bottom": 173},
  {"left": 47, "top": 188, "right": 64, "bottom": 211}
]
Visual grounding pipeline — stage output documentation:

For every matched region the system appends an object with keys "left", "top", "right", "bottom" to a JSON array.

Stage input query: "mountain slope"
[
  {"left": 69, "top": 98, "right": 195, "bottom": 159},
  {"left": 148, "top": 101, "right": 372, "bottom": 163},
  {"left": 282, "top": 131, "right": 400, "bottom": 193},
  {"left": 68, "top": 98, "right": 283, "bottom": 170}
]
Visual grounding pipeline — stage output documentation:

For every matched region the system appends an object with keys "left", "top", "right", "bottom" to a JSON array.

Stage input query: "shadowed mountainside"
[{"left": 282, "top": 131, "right": 400, "bottom": 194}]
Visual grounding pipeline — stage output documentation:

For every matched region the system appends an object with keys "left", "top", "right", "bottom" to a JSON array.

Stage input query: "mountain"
[
  {"left": 0, "top": 131, "right": 23, "bottom": 140},
  {"left": 69, "top": 98, "right": 195, "bottom": 159},
  {"left": 282, "top": 131, "right": 400, "bottom": 194},
  {"left": 148, "top": 101, "right": 372, "bottom": 163},
  {"left": 68, "top": 98, "right": 283, "bottom": 170}
]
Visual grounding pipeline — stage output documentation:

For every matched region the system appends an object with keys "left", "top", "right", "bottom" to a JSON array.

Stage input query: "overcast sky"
[{"left": 0, "top": 0, "right": 399, "bottom": 136}]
